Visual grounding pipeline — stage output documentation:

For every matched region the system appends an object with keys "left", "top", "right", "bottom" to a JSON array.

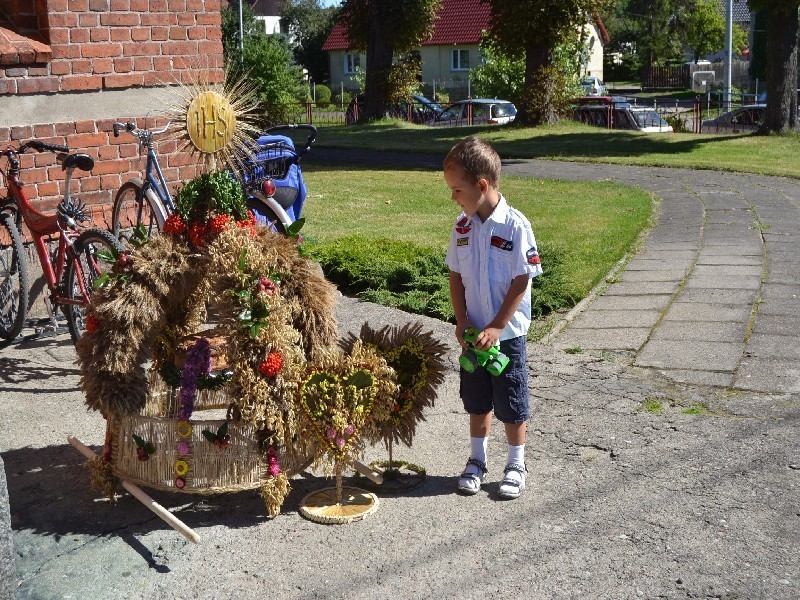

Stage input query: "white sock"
[
  {"left": 470, "top": 436, "right": 488, "bottom": 464},
  {"left": 506, "top": 443, "right": 526, "bottom": 481}
]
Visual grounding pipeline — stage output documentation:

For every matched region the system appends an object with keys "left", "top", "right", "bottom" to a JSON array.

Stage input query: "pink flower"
[
  {"left": 257, "top": 277, "right": 278, "bottom": 295},
  {"left": 177, "top": 441, "right": 191, "bottom": 456},
  {"left": 175, "top": 477, "right": 186, "bottom": 489},
  {"left": 344, "top": 424, "right": 355, "bottom": 437},
  {"left": 268, "top": 462, "right": 282, "bottom": 477},
  {"left": 326, "top": 427, "right": 337, "bottom": 440},
  {"left": 335, "top": 437, "right": 346, "bottom": 449}
]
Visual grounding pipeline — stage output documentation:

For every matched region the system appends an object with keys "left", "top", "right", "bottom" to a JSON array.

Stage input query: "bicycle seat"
[{"left": 62, "top": 153, "right": 94, "bottom": 172}]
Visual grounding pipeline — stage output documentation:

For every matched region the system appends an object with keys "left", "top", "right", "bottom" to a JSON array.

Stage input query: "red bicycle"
[{"left": 0, "top": 139, "right": 123, "bottom": 343}]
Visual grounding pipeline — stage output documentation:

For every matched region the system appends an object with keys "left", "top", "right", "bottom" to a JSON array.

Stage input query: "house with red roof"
[{"left": 322, "top": 0, "right": 608, "bottom": 97}]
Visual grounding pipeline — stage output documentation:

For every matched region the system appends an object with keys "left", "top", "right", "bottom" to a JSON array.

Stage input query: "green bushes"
[
  {"left": 306, "top": 234, "right": 579, "bottom": 325},
  {"left": 315, "top": 84, "right": 332, "bottom": 107}
]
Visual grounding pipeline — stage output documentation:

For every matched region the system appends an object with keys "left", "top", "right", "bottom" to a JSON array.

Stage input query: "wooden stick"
[
  {"left": 350, "top": 459, "right": 384, "bottom": 484},
  {"left": 67, "top": 435, "right": 201, "bottom": 544}
]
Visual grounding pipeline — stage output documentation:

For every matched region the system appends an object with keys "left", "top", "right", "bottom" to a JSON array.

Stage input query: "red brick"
[
  {"left": 162, "top": 41, "right": 196, "bottom": 56},
  {"left": 75, "top": 120, "right": 96, "bottom": 134},
  {"left": 81, "top": 43, "right": 122, "bottom": 58},
  {"left": 17, "top": 155, "right": 34, "bottom": 169},
  {"left": 37, "top": 181, "right": 59, "bottom": 196},
  {"left": 49, "top": 60, "right": 71, "bottom": 75},
  {"left": 130, "top": 0, "right": 147, "bottom": 9},
  {"left": 91, "top": 27, "right": 111, "bottom": 42},
  {"left": 93, "top": 58, "right": 113, "bottom": 73},
  {"left": 110, "top": 0, "right": 129, "bottom": 8},
  {"left": 168, "top": 0, "right": 186, "bottom": 10},
  {"left": 16, "top": 78, "right": 44, "bottom": 94},
  {"left": 62, "top": 75, "right": 103, "bottom": 91},
  {"left": 100, "top": 173, "right": 121, "bottom": 189},
  {"left": 27, "top": 65, "right": 49, "bottom": 76},
  {"left": 4, "top": 67, "right": 27, "bottom": 77},
  {"left": 141, "top": 13, "right": 174, "bottom": 26},
  {"left": 104, "top": 73, "right": 144, "bottom": 88},
  {"left": 130, "top": 27, "right": 151, "bottom": 42},
  {"left": 157, "top": 139, "right": 177, "bottom": 153},
  {"left": 132, "top": 56, "right": 152, "bottom": 71},
  {"left": 186, "top": 0, "right": 202, "bottom": 9},
  {"left": 69, "top": 0, "right": 89, "bottom": 9},
  {"left": 153, "top": 56, "right": 171, "bottom": 70},
  {"left": 88, "top": 0, "right": 108, "bottom": 9},
  {"left": 97, "top": 145, "right": 119, "bottom": 160},
  {"left": 112, "top": 57, "right": 132, "bottom": 71},
  {"left": 123, "top": 42, "right": 161, "bottom": 57},
  {"left": 168, "top": 152, "right": 195, "bottom": 167},
  {"left": 79, "top": 176, "right": 101, "bottom": 192},
  {"left": 110, "top": 28, "right": 131, "bottom": 42},
  {"left": 198, "top": 40, "right": 221, "bottom": 55},
  {"left": 196, "top": 13, "right": 218, "bottom": 25},
  {"left": 151, "top": 26, "right": 168, "bottom": 41},
  {"left": 0, "top": 80, "right": 17, "bottom": 94},
  {"left": 48, "top": 27, "right": 69, "bottom": 44},
  {"left": 48, "top": 0, "right": 68, "bottom": 9},
  {"left": 48, "top": 13, "right": 78, "bottom": 27},
  {"left": 55, "top": 122, "right": 76, "bottom": 136},
  {"left": 168, "top": 27, "right": 187, "bottom": 40},
  {"left": 149, "top": 0, "right": 167, "bottom": 9},
  {"left": 70, "top": 59, "right": 91, "bottom": 74},
  {"left": 187, "top": 26, "right": 206, "bottom": 40},
  {"left": 91, "top": 158, "right": 128, "bottom": 175},
  {"left": 143, "top": 71, "right": 172, "bottom": 85},
  {"left": 100, "top": 13, "right": 138, "bottom": 27},
  {"left": 205, "top": 0, "right": 220, "bottom": 10},
  {"left": 79, "top": 13, "right": 99, "bottom": 27},
  {"left": 10, "top": 126, "right": 33, "bottom": 140},
  {"left": 33, "top": 123, "right": 57, "bottom": 138},
  {"left": 70, "top": 132, "right": 107, "bottom": 148},
  {"left": 96, "top": 119, "right": 118, "bottom": 134},
  {"left": 51, "top": 45, "right": 81, "bottom": 60},
  {"left": 0, "top": 128, "right": 10, "bottom": 143},
  {"left": 118, "top": 143, "right": 138, "bottom": 158},
  {"left": 177, "top": 13, "right": 195, "bottom": 26},
  {"left": 178, "top": 165, "right": 197, "bottom": 180}
]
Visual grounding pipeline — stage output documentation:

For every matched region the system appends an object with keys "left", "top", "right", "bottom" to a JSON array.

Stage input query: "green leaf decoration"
[
  {"left": 144, "top": 442, "right": 156, "bottom": 455},
  {"left": 132, "top": 434, "right": 145, "bottom": 448},
  {"left": 286, "top": 218, "right": 305, "bottom": 236},
  {"left": 238, "top": 309, "right": 252, "bottom": 321},
  {"left": 92, "top": 272, "right": 111, "bottom": 290},
  {"left": 343, "top": 368, "right": 374, "bottom": 390},
  {"left": 249, "top": 323, "right": 262, "bottom": 338},
  {"left": 202, "top": 430, "right": 217, "bottom": 443},
  {"left": 218, "top": 421, "right": 228, "bottom": 438},
  {"left": 238, "top": 248, "right": 248, "bottom": 273},
  {"left": 95, "top": 248, "right": 117, "bottom": 262}
]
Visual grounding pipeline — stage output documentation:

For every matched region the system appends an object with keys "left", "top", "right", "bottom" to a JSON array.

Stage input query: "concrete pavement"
[{"left": 1, "top": 157, "right": 798, "bottom": 599}]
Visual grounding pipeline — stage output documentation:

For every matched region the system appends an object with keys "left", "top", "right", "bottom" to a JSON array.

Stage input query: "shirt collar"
[{"left": 483, "top": 194, "right": 508, "bottom": 224}]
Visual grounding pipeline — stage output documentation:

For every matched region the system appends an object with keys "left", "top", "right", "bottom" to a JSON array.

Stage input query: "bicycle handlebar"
[
  {"left": 19, "top": 140, "right": 70, "bottom": 154},
  {"left": 263, "top": 123, "right": 317, "bottom": 156},
  {"left": 113, "top": 120, "right": 173, "bottom": 139}
]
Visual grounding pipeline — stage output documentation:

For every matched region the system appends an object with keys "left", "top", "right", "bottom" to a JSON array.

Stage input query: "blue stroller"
[{"left": 241, "top": 124, "right": 316, "bottom": 234}]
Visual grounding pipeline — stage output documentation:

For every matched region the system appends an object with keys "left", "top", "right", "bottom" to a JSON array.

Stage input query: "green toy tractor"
[{"left": 458, "top": 327, "right": 510, "bottom": 376}]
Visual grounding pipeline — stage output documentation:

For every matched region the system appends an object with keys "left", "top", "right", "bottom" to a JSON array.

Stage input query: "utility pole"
[
  {"left": 238, "top": 0, "right": 244, "bottom": 62},
  {"left": 724, "top": 0, "right": 733, "bottom": 109}
]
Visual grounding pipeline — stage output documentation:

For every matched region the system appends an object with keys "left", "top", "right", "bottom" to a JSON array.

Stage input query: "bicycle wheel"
[
  {"left": 112, "top": 181, "right": 163, "bottom": 244},
  {"left": 0, "top": 211, "right": 30, "bottom": 340},
  {"left": 63, "top": 228, "right": 123, "bottom": 343}
]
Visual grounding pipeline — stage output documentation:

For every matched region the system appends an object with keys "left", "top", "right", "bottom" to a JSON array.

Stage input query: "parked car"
[
  {"left": 344, "top": 93, "right": 442, "bottom": 124},
  {"left": 701, "top": 104, "right": 765, "bottom": 133},
  {"left": 573, "top": 97, "right": 673, "bottom": 133},
  {"left": 579, "top": 76, "right": 606, "bottom": 96},
  {"left": 429, "top": 98, "right": 517, "bottom": 126}
]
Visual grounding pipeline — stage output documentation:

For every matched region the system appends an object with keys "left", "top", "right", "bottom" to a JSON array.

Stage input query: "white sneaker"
[
  {"left": 457, "top": 458, "right": 488, "bottom": 495},
  {"left": 498, "top": 463, "right": 527, "bottom": 499}
]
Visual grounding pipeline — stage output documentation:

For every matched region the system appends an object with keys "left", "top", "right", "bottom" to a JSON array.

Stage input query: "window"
[
  {"left": 451, "top": 49, "right": 469, "bottom": 71},
  {"left": 344, "top": 54, "right": 361, "bottom": 74}
]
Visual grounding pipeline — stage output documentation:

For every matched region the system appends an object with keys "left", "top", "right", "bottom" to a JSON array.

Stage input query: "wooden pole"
[
  {"left": 350, "top": 459, "right": 383, "bottom": 484},
  {"left": 67, "top": 435, "right": 201, "bottom": 544}
]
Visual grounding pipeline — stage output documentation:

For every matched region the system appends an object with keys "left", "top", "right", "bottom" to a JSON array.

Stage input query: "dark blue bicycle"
[{"left": 111, "top": 121, "right": 316, "bottom": 240}]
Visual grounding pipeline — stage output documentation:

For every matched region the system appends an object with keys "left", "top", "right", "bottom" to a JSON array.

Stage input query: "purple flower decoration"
[
  {"left": 178, "top": 338, "right": 212, "bottom": 420},
  {"left": 326, "top": 427, "right": 337, "bottom": 440},
  {"left": 335, "top": 437, "right": 346, "bottom": 449},
  {"left": 343, "top": 424, "right": 355, "bottom": 437},
  {"left": 177, "top": 441, "right": 191, "bottom": 456}
]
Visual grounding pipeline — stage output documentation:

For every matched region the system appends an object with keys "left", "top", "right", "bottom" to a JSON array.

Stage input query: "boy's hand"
[
  {"left": 473, "top": 326, "right": 501, "bottom": 351},
  {"left": 455, "top": 320, "right": 476, "bottom": 348}
]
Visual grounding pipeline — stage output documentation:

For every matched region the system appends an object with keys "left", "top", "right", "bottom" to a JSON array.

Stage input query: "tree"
[
  {"left": 341, "top": 0, "right": 440, "bottom": 121},
  {"left": 280, "top": 0, "right": 341, "bottom": 84},
  {"left": 221, "top": 7, "right": 308, "bottom": 125},
  {"left": 485, "top": 0, "right": 610, "bottom": 126},
  {"left": 748, "top": 0, "right": 799, "bottom": 133}
]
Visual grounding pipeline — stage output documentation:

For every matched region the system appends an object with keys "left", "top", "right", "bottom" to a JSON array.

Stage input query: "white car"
[{"left": 579, "top": 76, "right": 606, "bottom": 96}]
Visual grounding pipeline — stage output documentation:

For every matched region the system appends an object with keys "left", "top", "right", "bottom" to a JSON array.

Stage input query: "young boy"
[{"left": 443, "top": 136, "right": 542, "bottom": 499}]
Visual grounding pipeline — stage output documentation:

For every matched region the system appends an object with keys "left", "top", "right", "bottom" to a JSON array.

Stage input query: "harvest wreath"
[{"left": 75, "top": 171, "right": 338, "bottom": 516}]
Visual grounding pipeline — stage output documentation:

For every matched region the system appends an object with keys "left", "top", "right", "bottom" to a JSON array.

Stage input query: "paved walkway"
[{"left": 1, "top": 155, "right": 798, "bottom": 599}]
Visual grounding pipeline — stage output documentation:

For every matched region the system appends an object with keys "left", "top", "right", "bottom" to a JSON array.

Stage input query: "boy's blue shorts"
[{"left": 459, "top": 335, "right": 529, "bottom": 424}]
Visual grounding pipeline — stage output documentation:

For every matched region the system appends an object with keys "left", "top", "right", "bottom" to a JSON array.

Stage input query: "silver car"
[
  {"left": 429, "top": 99, "right": 517, "bottom": 126},
  {"left": 701, "top": 105, "right": 765, "bottom": 133}
]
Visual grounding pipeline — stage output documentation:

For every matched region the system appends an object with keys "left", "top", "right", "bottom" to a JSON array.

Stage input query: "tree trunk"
[
  {"left": 762, "top": 6, "right": 799, "bottom": 133},
  {"left": 516, "top": 43, "right": 555, "bottom": 126},
  {"left": 362, "top": 4, "right": 393, "bottom": 121}
]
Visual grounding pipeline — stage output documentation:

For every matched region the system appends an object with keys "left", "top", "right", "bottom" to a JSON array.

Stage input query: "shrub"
[
  {"left": 315, "top": 84, "right": 331, "bottom": 107},
  {"left": 332, "top": 90, "right": 352, "bottom": 107}
]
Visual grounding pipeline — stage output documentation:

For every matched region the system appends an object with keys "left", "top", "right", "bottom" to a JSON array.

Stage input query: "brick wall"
[
  {"left": 0, "top": 116, "right": 201, "bottom": 238},
  {"left": 0, "top": 2, "right": 225, "bottom": 240}
]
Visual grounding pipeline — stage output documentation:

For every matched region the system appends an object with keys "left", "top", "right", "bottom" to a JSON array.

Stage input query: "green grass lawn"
[
  {"left": 313, "top": 120, "right": 800, "bottom": 178},
  {"left": 301, "top": 165, "right": 652, "bottom": 334}
]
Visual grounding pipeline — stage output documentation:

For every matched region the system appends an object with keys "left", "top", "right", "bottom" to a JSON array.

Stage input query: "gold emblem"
[{"left": 186, "top": 90, "right": 236, "bottom": 154}]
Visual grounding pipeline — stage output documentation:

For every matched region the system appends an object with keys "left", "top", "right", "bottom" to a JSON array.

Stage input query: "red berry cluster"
[
  {"left": 136, "top": 447, "right": 150, "bottom": 462},
  {"left": 209, "top": 213, "right": 231, "bottom": 233},
  {"left": 114, "top": 251, "right": 134, "bottom": 273},
  {"left": 163, "top": 213, "right": 187, "bottom": 236},
  {"left": 214, "top": 434, "right": 232, "bottom": 449},
  {"left": 266, "top": 447, "right": 281, "bottom": 477},
  {"left": 258, "top": 351, "right": 283, "bottom": 377},
  {"left": 235, "top": 210, "right": 257, "bottom": 235},
  {"left": 188, "top": 220, "right": 209, "bottom": 248},
  {"left": 85, "top": 314, "right": 99, "bottom": 333},
  {"left": 257, "top": 276, "right": 278, "bottom": 295}
]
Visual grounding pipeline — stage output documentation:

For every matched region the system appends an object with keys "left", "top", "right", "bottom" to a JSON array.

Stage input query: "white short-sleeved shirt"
[{"left": 445, "top": 195, "right": 542, "bottom": 341}]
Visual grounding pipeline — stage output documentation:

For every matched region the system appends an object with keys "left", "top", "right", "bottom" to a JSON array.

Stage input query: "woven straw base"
[{"left": 299, "top": 486, "right": 379, "bottom": 524}]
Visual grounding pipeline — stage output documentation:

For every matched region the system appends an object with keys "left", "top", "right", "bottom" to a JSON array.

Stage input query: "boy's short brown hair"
[{"left": 443, "top": 136, "right": 501, "bottom": 189}]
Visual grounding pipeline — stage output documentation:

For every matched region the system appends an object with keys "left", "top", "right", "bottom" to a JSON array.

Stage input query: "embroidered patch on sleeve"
[
  {"left": 526, "top": 248, "right": 541, "bottom": 265},
  {"left": 457, "top": 237, "right": 469, "bottom": 246},
  {"left": 490, "top": 236, "right": 513, "bottom": 251}
]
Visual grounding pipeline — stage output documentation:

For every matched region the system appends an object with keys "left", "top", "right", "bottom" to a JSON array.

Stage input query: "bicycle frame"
[
  {"left": 2, "top": 166, "right": 88, "bottom": 307},
  {"left": 141, "top": 135, "right": 174, "bottom": 214}
]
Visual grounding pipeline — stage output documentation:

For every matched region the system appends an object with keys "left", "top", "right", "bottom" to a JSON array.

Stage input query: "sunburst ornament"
[{"left": 162, "top": 68, "right": 262, "bottom": 174}]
